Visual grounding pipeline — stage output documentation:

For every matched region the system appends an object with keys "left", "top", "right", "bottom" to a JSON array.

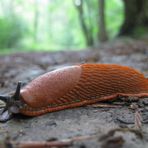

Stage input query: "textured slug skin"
[{"left": 19, "top": 64, "right": 148, "bottom": 116}]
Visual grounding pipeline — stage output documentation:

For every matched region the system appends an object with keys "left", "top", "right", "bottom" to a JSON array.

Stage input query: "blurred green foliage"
[
  {"left": 106, "top": 0, "right": 123, "bottom": 37},
  {"left": 0, "top": 16, "right": 26, "bottom": 49},
  {"left": 0, "top": 0, "right": 124, "bottom": 53}
]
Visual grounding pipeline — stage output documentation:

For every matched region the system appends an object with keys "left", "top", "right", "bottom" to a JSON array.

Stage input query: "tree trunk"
[
  {"left": 34, "top": 0, "right": 39, "bottom": 42},
  {"left": 119, "top": 0, "right": 148, "bottom": 36},
  {"left": 98, "top": 0, "right": 108, "bottom": 42},
  {"left": 74, "top": 0, "right": 94, "bottom": 46}
]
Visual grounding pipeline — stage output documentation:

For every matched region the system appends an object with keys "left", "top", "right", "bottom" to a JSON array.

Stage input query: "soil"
[{"left": 0, "top": 39, "right": 148, "bottom": 148}]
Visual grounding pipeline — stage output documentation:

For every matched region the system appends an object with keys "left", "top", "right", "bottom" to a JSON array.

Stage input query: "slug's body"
[{"left": 18, "top": 64, "right": 148, "bottom": 116}]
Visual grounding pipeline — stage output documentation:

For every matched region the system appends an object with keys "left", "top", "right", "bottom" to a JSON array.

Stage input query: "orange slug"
[{"left": 0, "top": 64, "right": 148, "bottom": 122}]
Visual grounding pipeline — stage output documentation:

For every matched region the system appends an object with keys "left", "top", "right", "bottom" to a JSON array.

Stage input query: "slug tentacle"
[{"left": 0, "top": 82, "right": 23, "bottom": 122}]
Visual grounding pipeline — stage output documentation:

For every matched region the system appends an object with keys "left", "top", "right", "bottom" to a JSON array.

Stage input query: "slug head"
[{"left": 0, "top": 82, "right": 23, "bottom": 122}]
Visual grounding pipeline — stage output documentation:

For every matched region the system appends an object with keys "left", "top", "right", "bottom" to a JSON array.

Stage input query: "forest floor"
[{"left": 0, "top": 38, "right": 148, "bottom": 148}]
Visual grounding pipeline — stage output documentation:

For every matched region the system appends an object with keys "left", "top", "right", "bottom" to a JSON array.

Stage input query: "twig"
[
  {"left": 134, "top": 110, "right": 142, "bottom": 130},
  {"left": 87, "top": 103, "right": 122, "bottom": 108},
  {"left": 71, "top": 135, "right": 96, "bottom": 141},
  {"left": 7, "top": 140, "right": 72, "bottom": 148},
  {"left": 2, "top": 134, "right": 97, "bottom": 148}
]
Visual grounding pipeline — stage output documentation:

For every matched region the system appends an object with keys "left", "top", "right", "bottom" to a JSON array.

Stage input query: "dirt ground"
[{"left": 0, "top": 39, "right": 148, "bottom": 148}]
